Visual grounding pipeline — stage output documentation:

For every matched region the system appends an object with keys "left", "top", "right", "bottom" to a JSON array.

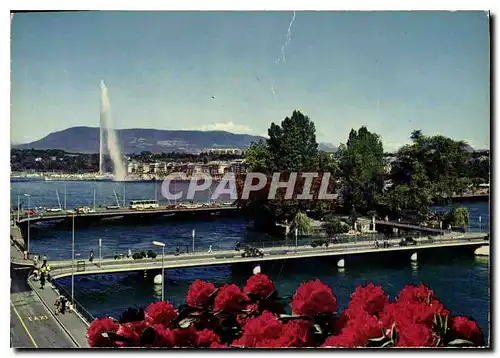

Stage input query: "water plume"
[{"left": 100, "top": 80, "right": 125, "bottom": 181}]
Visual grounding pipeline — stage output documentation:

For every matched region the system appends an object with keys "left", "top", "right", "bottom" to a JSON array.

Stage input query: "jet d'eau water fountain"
[{"left": 99, "top": 81, "right": 125, "bottom": 181}]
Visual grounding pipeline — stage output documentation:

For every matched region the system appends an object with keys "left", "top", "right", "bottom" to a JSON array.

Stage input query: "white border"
[{"left": 3, "top": 2, "right": 497, "bottom": 358}]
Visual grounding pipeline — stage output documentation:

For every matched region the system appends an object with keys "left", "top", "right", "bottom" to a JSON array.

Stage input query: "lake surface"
[{"left": 11, "top": 180, "right": 491, "bottom": 342}]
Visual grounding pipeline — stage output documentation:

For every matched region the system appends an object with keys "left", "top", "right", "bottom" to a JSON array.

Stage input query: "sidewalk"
[{"left": 27, "top": 276, "right": 90, "bottom": 348}]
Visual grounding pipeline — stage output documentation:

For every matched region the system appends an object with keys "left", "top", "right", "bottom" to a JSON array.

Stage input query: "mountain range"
[{"left": 13, "top": 126, "right": 338, "bottom": 154}]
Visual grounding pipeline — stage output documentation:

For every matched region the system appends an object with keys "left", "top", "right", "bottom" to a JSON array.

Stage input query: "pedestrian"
[
  {"left": 33, "top": 255, "right": 38, "bottom": 266},
  {"left": 208, "top": 245, "right": 212, "bottom": 253},
  {"left": 23, "top": 250, "right": 28, "bottom": 260},
  {"left": 40, "top": 272, "right": 46, "bottom": 289},
  {"left": 176, "top": 246, "right": 180, "bottom": 256},
  {"left": 114, "top": 252, "right": 119, "bottom": 260},
  {"left": 54, "top": 297, "right": 61, "bottom": 315},
  {"left": 42, "top": 255, "right": 47, "bottom": 268},
  {"left": 61, "top": 296, "right": 67, "bottom": 314},
  {"left": 127, "top": 248, "right": 132, "bottom": 258},
  {"left": 32, "top": 268, "right": 39, "bottom": 281},
  {"left": 89, "top": 250, "right": 94, "bottom": 263}
]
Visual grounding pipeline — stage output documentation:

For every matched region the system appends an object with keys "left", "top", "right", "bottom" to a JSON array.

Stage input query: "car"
[{"left": 106, "top": 205, "right": 121, "bottom": 210}]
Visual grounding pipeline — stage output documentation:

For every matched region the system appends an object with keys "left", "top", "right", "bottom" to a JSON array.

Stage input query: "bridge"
[
  {"left": 14, "top": 205, "right": 240, "bottom": 225},
  {"left": 45, "top": 232, "right": 488, "bottom": 280}
]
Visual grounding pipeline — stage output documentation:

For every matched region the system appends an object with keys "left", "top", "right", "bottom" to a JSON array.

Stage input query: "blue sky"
[{"left": 11, "top": 11, "right": 490, "bottom": 151}]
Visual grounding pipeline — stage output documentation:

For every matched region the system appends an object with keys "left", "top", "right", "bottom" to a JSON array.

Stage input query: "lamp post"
[
  {"left": 152, "top": 241, "right": 165, "bottom": 301},
  {"left": 71, "top": 213, "right": 75, "bottom": 306},
  {"left": 24, "top": 194, "right": 30, "bottom": 254},
  {"left": 192, "top": 229, "right": 195, "bottom": 254},
  {"left": 17, "top": 194, "right": 20, "bottom": 222},
  {"left": 98, "top": 238, "right": 102, "bottom": 267}
]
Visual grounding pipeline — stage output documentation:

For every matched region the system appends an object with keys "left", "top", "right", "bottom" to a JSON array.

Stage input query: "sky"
[{"left": 10, "top": 11, "right": 490, "bottom": 151}]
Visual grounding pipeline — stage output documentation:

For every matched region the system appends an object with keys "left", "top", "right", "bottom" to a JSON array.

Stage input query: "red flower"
[
  {"left": 197, "top": 329, "right": 221, "bottom": 347},
  {"left": 274, "top": 320, "right": 314, "bottom": 347},
  {"left": 291, "top": 280, "right": 337, "bottom": 316},
  {"left": 151, "top": 324, "right": 174, "bottom": 347},
  {"left": 87, "top": 317, "right": 120, "bottom": 347},
  {"left": 380, "top": 299, "right": 449, "bottom": 331},
  {"left": 346, "top": 283, "right": 389, "bottom": 318},
  {"left": 214, "top": 284, "right": 249, "bottom": 313},
  {"left": 145, "top": 301, "right": 178, "bottom": 326},
  {"left": 398, "top": 283, "right": 434, "bottom": 304},
  {"left": 233, "top": 311, "right": 283, "bottom": 347},
  {"left": 322, "top": 334, "right": 354, "bottom": 348},
  {"left": 325, "top": 313, "right": 383, "bottom": 348},
  {"left": 451, "top": 316, "right": 485, "bottom": 346},
  {"left": 411, "top": 300, "right": 449, "bottom": 326},
  {"left": 396, "top": 323, "right": 436, "bottom": 347},
  {"left": 171, "top": 324, "right": 199, "bottom": 347},
  {"left": 244, "top": 273, "right": 275, "bottom": 298},
  {"left": 210, "top": 342, "right": 228, "bottom": 348},
  {"left": 115, "top": 321, "right": 150, "bottom": 347},
  {"left": 186, "top": 280, "right": 217, "bottom": 308}
]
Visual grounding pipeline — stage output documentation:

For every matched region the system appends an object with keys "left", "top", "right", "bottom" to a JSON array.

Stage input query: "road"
[{"left": 10, "top": 267, "right": 76, "bottom": 349}]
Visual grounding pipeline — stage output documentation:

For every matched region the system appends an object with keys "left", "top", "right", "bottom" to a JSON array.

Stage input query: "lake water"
[{"left": 10, "top": 180, "right": 491, "bottom": 342}]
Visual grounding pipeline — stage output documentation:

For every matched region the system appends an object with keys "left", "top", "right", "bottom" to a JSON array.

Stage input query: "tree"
[
  {"left": 323, "top": 215, "right": 349, "bottom": 236},
  {"left": 292, "top": 211, "right": 312, "bottom": 236},
  {"left": 244, "top": 141, "right": 272, "bottom": 173},
  {"left": 267, "top": 110, "right": 318, "bottom": 172},
  {"left": 389, "top": 132, "right": 472, "bottom": 215},
  {"left": 337, "top": 126, "right": 385, "bottom": 215}
]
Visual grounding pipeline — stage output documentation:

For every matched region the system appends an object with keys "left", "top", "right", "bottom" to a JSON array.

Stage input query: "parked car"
[{"left": 106, "top": 205, "right": 121, "bottom": 210}]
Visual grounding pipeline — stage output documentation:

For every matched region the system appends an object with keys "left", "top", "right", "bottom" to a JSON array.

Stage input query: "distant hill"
[
  {"left": 13, "top": 126, "right": 339, "bottom": 155},
  {"left": 13, "top": 127, "right": 267, "bottom": 154}
]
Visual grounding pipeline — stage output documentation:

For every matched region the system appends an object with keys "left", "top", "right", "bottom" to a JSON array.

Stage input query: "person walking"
[
  {"left": 33, "top": 255, "right": 38, "bottom": 266},
  {"left": 89, "top": 250, "right": 94, "bottom": 263},
  {"left": 208, "top": 245, "right": 212, "bottom": 253},
  {"left": 40, "top": 271, "right": 46, "bottom": 289},
  {"left": 42, "top": 255, "right": 47, "bottom": 268},
  {"left": 127, "top": 248, "right": 132, "bottom": 258}
]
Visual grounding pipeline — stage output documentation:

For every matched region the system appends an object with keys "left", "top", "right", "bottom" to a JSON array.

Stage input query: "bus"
[{"left": 130, "top": 200, "right": 159, "bottom": 210}]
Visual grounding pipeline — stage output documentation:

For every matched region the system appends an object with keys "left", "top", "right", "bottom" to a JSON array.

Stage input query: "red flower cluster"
[
  {"left": 87, "top": 317, "right": 119, "bottom": 347},
  {"left": 452, "top": 316, "right": 485, "bottom": 346},
  {"left": 186, "top": 280, "right": 216, "bottom": 308},
  {"left": 244, "top": 273, "right": 275, "bottom": 298},
  {"left": 214, "top": 284, "right": 249, "bottom": 313},
  {"left": 292, "top": 280, "right": 337, "bottom": 316},
  {"left": 345, "top": 283, "right": 389, "bottom": 318},
  {"left": 87, "top": 277, "right": 485, "bottom": 349},
  {"left": 145, "top": 301, "right": 178, "bottom": 326}
]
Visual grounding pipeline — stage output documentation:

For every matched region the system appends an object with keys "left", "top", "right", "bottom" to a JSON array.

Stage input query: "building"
[{"left": 207, "top": 148, "right": 243, "bottom": 156}]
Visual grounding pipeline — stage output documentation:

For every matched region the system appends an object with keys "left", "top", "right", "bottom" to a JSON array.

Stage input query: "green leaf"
[
  {"left": 381, "top": 340, "right": 394, "bottom": 348},
  {"left": 178, "top": 317, "right": 195, "bottom": 329},
  {"left": 369, "top": 335, "right": 387, "bottom": 342},
  {"left": 447, "top": 339, "right": 475, "bottom": 347},
  {"left": 313, "top": 324, "right": 323, "bottom": 334}
]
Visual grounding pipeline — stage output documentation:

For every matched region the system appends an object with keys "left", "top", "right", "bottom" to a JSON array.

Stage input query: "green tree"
[
  {"left": 338, "top": 126, "right": 386, "bottom": 215},
  {"left": 292, "top": 211, "right": 312, "bottom": 236},
  {"left": 323, "top": 215, "right": 349, "bottom": 236},
  {"left": 267, "top": 110, "right": 318, "bottom": 172},
  {"left": 244, "top": 140, "right": 272, "bottom": 173}
]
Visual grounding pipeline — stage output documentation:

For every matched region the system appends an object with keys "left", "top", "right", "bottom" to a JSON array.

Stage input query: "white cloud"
[{"left": 197, "top": 121, "right": 252, "bottom": 134}]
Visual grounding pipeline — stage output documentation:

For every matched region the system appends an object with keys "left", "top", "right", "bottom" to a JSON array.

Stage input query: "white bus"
[{"left": 130, "top": 200, "right": 159, "bottom": 210}]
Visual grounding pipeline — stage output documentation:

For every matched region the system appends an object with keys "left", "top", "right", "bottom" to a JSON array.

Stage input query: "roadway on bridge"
[
  {"left": 47, "top": 233, "right": 488, "bottom": 280},
  {"left": 10, "top": 268, "right": 76, "bottom": 349}
]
